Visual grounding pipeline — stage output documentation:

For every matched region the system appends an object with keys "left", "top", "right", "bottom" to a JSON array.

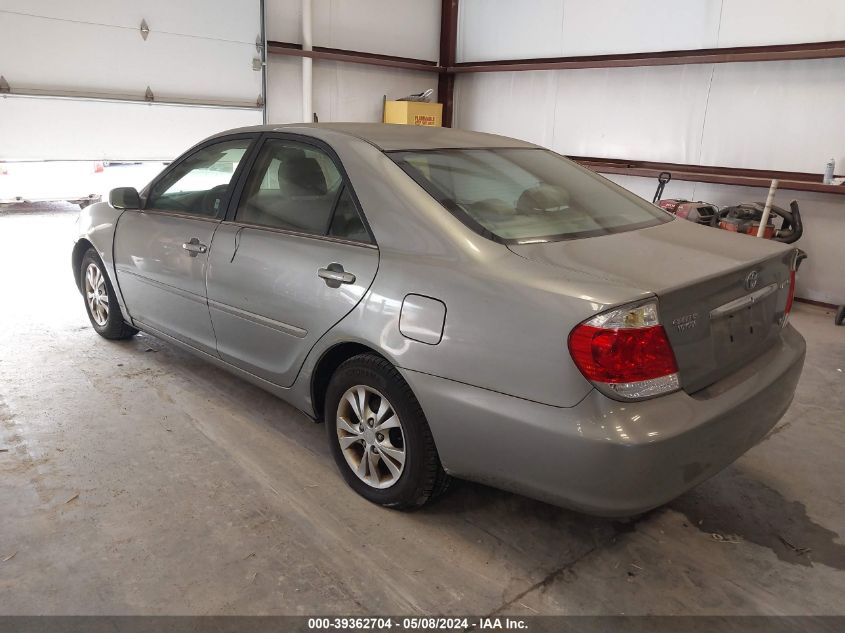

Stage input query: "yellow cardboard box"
[{"left": 383, "top": 100, "right": 443, "bottom": 127}]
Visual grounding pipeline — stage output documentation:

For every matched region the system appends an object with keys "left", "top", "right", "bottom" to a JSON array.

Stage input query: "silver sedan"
[{"left": 72, "top": 123, "right": 806, "bottom": 516}]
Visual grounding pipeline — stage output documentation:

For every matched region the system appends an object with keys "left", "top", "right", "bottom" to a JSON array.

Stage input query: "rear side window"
[
  {"left": 236, "top": 138, "right": 371, "bottom": 243},
  {"left": 390, "top": 149, "right": 670, "bottom": 243}
]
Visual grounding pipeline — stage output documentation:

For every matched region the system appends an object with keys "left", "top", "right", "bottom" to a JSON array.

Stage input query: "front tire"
[
  {"left": 325, "top": 354, "right": 449, "bottom": 509},
  {"left": 80, "top": 248, "right": 137, "bottom": 340}
]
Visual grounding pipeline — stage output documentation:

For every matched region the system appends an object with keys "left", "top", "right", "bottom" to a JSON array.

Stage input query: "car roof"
[{"left": 207, "top": 122, "right": 539, "bottom": 151}]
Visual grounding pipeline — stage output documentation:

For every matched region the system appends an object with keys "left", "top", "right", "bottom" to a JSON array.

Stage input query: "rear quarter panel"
[
  {"left": 287, "top": 130, "right": 657, "bottom": 410},
  {"left": 294, "top": 243, "right": 657, "bottom": 411}
]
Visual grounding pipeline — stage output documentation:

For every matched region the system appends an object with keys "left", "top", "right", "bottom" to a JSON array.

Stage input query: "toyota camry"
[{"left": 71, "top": 123, "right": 805, "bottom": 516}]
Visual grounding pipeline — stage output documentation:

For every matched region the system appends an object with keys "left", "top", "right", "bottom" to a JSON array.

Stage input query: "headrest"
[
  {"left": 278, "top": 155, "right": 327, "bottom": 196},
  {"left": 516, "top": 184, "right": 570, "bottom": 214},
  {"left": 277, "top": 147, "right": 305, "bottom": 163}
]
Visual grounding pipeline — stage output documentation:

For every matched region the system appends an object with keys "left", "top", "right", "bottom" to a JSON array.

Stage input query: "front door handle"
[
  {"left": 318, "top": 263, "right": 355, "bottom": 288},
  {"left": 182, "top": 237, "right": 208, "bottom": 257}
]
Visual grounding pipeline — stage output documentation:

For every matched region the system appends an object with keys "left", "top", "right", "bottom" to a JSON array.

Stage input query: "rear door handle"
[
  {"left": 318, "top": 263, "right": 355, "bottom": 288},
  {"left": 182, "top": 237, "right": 208, "bottom": 257}
]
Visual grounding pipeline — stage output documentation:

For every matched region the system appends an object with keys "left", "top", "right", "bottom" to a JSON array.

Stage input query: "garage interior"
[{"left": 1, "top": 0, "right": 844, "bottom": 622}]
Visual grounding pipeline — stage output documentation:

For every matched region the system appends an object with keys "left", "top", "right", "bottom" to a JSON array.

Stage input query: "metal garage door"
[{"left": 0, "top": 0, "right": 265, "bottom": 160}]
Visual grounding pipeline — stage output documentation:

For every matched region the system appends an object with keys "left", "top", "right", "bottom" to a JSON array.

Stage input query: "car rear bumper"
[{"left": 404, "top": 324, "right": 805, "bottom": 516}]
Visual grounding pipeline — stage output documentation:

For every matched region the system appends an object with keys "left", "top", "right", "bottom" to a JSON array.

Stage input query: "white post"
[
  {"left": 302, "top": 0, "right": 313, "bottom": 123},
  {"left": 259, "top": 0, "right": 267, "bottom": 124},
  {"left": 757, "top": 179, "right": 779, "bottom": 238}
]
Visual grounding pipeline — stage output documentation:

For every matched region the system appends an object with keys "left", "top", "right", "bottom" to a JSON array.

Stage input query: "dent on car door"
[
  {"left": 206, "top": 136, "right": 379, "bottom": 386},
  {"left": 113, "top": 136, "right": 256, "bottom": 354}
]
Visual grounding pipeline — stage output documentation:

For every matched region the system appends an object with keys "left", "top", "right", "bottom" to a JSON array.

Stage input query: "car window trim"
[
  {"left": 222, "top": 132, "right": 269, "bottom": 221},
  {"left": 140, "top": 132, "right": 261, "bottom": 221},
  {"left": 130, "top": 209, "right": 223, "bottom": 224},
  {"left": 226, "top": 132, "right": 376, "bottom": 246},
  {"left": 221, "top": 219, "right": 378, "bottom": 250},
  {"left": 323, "top": 183, "right": 347, "bottom": 236}
]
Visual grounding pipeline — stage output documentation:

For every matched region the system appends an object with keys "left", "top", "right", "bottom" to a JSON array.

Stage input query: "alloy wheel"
[
  {"left": 84, "top": 262, "right": 109, "bottom": 326},
  {"left": 336, "top": 385, "right": 406, "bottom": 489}
]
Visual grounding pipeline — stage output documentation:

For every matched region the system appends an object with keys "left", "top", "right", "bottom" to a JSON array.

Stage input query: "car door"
[
  {"left": 206, "top": 135, "right": 379, "bottom": 386},
  {"left": 114, "top": 135, "right": 257, "bottom": 354}
]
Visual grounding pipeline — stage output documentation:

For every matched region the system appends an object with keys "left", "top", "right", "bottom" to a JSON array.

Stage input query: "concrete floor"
[{"left": 1, "top": 204, "right": 843, "bottom": 616}]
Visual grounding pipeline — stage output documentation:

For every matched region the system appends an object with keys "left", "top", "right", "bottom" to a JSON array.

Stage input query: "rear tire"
[
  {"left": 325, "top": 354, "right": 449, "bottom": 509},
  {"left": 80, "top": 248, "right": 137, "bottom": 340}
]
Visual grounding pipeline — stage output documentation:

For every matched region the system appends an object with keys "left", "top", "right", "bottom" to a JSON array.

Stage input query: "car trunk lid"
[{"left": 508, "top": 219, "right": 797, "bottom": 393}]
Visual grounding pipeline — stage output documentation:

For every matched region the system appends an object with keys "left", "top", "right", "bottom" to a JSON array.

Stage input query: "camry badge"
[
  {"left": 672, "top": 313, "right": 698, "bottom": 332},
  {"left": 745, "top": 270, "right": 759, "bottom": 291}
]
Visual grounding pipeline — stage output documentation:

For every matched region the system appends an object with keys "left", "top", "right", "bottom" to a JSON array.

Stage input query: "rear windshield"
[{"left": 389, "top": 148, "right": 670, "bottom": 243}]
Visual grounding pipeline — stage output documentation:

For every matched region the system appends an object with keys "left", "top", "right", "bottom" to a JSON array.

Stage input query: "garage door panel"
[
  {"left": 0, "top": 97, "right": 262, "bottom": 161},
  {"left": 1, "top": 12, "right": 261, "bottom": 103},
  {"left": 0, "top": 0, "right": 259, "bottom": 44}
]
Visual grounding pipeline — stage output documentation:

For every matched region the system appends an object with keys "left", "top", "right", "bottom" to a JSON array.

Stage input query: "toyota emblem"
[{"left": 745, "top": 270, "right": 759, "bottom": 291}]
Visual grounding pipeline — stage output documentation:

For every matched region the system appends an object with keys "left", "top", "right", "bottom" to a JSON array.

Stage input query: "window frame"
[
  {"left": 140, "top": 133, "right": 261, "bottom": 221},
  {"left": 387, "top": 147, "right": 673, "bottom": 245},
  {"left": 224, "top": 133, "right": 376, "bottom": 248}
]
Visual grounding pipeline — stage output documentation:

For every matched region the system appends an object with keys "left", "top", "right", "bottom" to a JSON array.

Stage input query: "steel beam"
[
  {"left": 267, "top": 41, "right": 441, "bottom": 74},
  {"left": 574, "top": 156, "right": 845, "bottom": 196},
  {"left": 451, "top": 40, "right": 845, "bottom": 73},
  {"left": 438, "top": 0, "right": 459, "bottom": 127}
]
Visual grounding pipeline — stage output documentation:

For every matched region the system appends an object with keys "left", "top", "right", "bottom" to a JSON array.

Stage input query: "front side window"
[
  {"left": 147, "top": 139, "right": 251, "bottom": 217},
  {"left": 390, "top": 149, "right": 670, "bottom": 243},
  {"left": 236, "top": 139, "right": 371, "bottom": 243}
]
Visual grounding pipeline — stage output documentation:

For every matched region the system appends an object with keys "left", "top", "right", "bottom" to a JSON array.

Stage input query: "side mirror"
[{"left": 109, "top": 187, "right": 141, "bottom": 210}]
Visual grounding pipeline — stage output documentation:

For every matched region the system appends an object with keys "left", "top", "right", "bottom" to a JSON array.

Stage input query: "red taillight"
[
  {"left": 94, "top": 161, "right": 104, "bottom": 173},
  {"left": 568, "top": 301, "right": 680, "bottom": 400},
  {"left": 569, "top": 324, "right": 678, "bottom": 383},
  {"left": 784, "top": 270, "right": 796, "bottom": 316}
]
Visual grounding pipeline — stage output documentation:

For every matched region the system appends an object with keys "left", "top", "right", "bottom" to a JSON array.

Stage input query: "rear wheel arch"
[
  {"left": 311, "top": 342, "right": 387, "bottom": 422},
  {"left": 323, "top": 351, "right": 451, "bottom": 508}
]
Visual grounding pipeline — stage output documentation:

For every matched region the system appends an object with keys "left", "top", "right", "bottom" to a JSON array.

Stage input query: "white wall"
[
  {"left": 457, "top": 0, "right": 845, "bottom": 61},
  {"left": 457, "top": 0, "right": 723, "bottom": 61},
  {"left": 0, "top": 0, "right": 263, "bottom": 159},
  {"left": 455, "top": 58, "right": 845, "bottom": 173},
  {"left": 454, "top": 0, "right": 845, "bottom": 302},
  {"left": 267, "top": 55, "right": 438, "bottom": 124},
  {"left": 700, "top": 58, "right": 845, "bottom": 172},
  {"left": 267, "top": 0, "right": 440, "bottom": 61},
  {"left": 264, "top": 0, "right": 441, "bottom": 124},
  {"left": 455, "top": 64, "right": 713, "bottom": 163},
  {"left": 717, "top": 0, "right": 845, "bottom": 47}
]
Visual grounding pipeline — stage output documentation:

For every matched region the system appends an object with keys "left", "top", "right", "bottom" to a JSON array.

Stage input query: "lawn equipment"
[{"left": 653, "top": 172, "right": 803, "bottom": 244}]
